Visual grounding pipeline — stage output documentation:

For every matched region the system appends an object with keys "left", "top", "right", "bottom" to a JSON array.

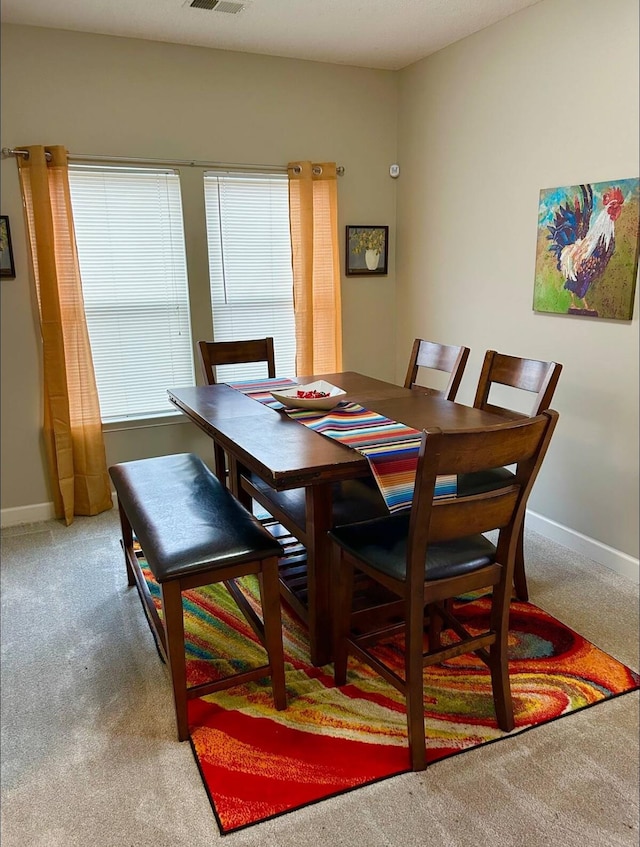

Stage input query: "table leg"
[
  {"left": 228, "top": 456, "right": 251, "bottom": 507},
  {"left": 304, "top": 482, "right": 333, "bottom": 667}
]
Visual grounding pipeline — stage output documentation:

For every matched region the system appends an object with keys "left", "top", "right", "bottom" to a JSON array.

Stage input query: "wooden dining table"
[{"left": 168, "top": 371, "right": 510, "bottom": 666}]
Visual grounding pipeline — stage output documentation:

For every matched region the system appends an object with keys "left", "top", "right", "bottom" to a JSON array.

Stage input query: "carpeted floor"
[{"left": 1, "top": 510, "right": 638, "bottom": 846}]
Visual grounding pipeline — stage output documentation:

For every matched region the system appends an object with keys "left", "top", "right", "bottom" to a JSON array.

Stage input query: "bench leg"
[
  {"left": 259, "top": 558, "right": 287, "bottom": 710},
  {"left": 160, "top": 580, "right": 190, "bottom": 741},
  {"left": 117, "top": 501, "right": 136, "bottom": 587}
]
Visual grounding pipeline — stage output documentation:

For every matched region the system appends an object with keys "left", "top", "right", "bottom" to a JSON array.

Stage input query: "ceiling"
[{"left": 1, "top": 0, "right": 545, "bottom": 71}]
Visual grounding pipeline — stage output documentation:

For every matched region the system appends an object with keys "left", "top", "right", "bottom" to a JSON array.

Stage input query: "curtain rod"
[{"left": 1, "top": 148, "right": 345, "bottom": 176}]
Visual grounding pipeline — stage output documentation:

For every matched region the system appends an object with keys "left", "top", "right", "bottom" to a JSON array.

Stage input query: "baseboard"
[
  {"left": 526, "top": 509, "right": 639, "bottom": 584},
  {"left": 0, "top": 502, "right": 57, "bottom": 527},
  {"left": 0, "top": 493, "right": 118, "bottom": 529}
]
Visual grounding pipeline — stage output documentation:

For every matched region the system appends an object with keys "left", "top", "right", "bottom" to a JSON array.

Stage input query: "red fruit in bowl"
[{"left": 297, "top": 389, "right": 329, "bottom": 399}]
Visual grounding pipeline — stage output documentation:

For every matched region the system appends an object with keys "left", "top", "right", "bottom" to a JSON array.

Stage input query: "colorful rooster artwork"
[{"left": 533, "top": 178, "right": 639, "bottom": 320}]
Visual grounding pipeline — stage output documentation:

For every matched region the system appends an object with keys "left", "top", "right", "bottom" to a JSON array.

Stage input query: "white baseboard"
[
  {"left": 2, "top": 500, "right": 638, "bottom": 584},
  {"left": 1, "top": 502, "right": 57, "bottom": 527},
  {"left": 526, "top": 509, "right": 639, "bottom": 584},
  {"left": 1, "top": 493, "right": 118, "bottom": 529}
]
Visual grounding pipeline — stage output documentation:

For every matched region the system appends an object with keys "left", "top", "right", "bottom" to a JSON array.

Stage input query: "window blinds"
[
  {"left": 69, "top": 166, "right": 195, "bottom": 421},
  {"left": 203, "top": 172, "right": 296, "bottom": 382}
]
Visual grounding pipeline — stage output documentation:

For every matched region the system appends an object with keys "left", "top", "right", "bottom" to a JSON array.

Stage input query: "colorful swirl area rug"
[{"left": 138, "top": 558, "right": 639, "bottom": 835}]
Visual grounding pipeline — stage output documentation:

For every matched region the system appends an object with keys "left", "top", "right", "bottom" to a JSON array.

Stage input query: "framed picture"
[
  {"left": 533, "top": 178, "right": 639, "bottom": 320},
  {"left": 346, "top": 225, "right": 388, "bottom": 276},
  {"left": 0, "top": 216, "right": 16, "bottom": 279}
]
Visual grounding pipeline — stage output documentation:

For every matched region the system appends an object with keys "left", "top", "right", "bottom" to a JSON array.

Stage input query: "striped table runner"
[
  {"left": 226, "top": 377, "right": 298, "bottom": 408},
  {"left": 226, "top": 377, "right": 456, "bottom": 513}
]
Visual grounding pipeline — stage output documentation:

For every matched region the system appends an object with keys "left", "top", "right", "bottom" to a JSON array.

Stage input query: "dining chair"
[
  {"left": 472, "top": 350, "right": 562, "bottom": 419},
  {"left": 404, "top": 338, "right": 471, "bottom": 401},
  {"left": 329, "top": 409, "right": 559, "bottom": 771},
  {"left": 458, "top": 350, "right": 563, "bottom": 601},
  {"left": 198, "top": 338, "right": 276, "bottom": 482},
  {"left": 198, "top": 338, "right": 276, "bottom": 385}
]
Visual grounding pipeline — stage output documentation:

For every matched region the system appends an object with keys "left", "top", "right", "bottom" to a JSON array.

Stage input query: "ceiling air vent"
[{"left": 188, "top": 0, "right": 246, "bottom": 12}]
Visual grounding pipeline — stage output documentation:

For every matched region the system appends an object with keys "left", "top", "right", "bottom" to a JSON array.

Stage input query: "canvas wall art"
[
  {"left": 345, "top": 226, "right": 389, "bottom": 276},
  {"left": 0, "top": 216, "right": 16, "bottom": 279},
  {"left": 533, "top": 177, "right": 639, "bottom": 320}
]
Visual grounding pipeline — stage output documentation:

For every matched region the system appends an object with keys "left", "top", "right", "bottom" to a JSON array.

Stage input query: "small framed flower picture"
[
  {"left": 0, "top": 216, "right": 16, "bottom": 279},
  {"left": 346, "top": 225, "right": 388, "bottom": 276}
]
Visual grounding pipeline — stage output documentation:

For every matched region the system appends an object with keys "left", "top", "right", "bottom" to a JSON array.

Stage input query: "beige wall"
[
  {"left": 1, "top": 4, "right": 638, "bottom": 570},
  {"left": 396, "top": 0, "right": 639, "bottom": 559},
  {"left": 0, "top": 25, "right": 399, "bottom": 512}
]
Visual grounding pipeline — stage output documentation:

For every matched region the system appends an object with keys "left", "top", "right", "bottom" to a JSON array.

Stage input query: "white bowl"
[{"left": 270, "top": 380, "right": 347, "bottom": 411}]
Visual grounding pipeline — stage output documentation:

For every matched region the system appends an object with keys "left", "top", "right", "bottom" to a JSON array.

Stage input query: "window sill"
[{"left": 102, "top": 410, "right": 189, "bottom": 433}]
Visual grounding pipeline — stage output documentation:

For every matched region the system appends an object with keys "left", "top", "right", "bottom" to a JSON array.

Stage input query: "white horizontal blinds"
[
  {"left": 68, "top": 166, "right": 194, "bottom": 421},
  {"left": 204, "top": 172, "right": 296, "bottom": 382}
]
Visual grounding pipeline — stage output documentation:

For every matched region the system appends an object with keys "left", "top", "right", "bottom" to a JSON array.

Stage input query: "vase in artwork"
[{"left": 365, "top": 249, "right": 380, "bottom": 270}]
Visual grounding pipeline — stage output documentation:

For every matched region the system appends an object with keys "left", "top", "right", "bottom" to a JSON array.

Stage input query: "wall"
[
  {"left": 396, "top": 0, "right": 639, "bottom": 570},
  {"left": 2, "top": 7, "right": 638, "bottom": 580},
  {"left": 0, "top": 25, "right": 399, "bottom": 517}
]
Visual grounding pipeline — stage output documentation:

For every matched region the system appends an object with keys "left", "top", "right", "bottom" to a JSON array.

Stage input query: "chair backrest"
[
  {"left": 404, "top": 338, "right": 471, "bottom": 402},
  {"left": 473, "top": 350, "right": 562, "bottom": 418},
  {"left": 407, "top": 410, "right": 558, "bottom": 590},
  {"left": 198, "top": 338, "right": 276, "bottom": 385}
]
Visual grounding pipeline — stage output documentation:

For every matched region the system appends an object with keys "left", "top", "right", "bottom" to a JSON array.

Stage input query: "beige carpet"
[{"left": 0, "top": 510, "right": 638, "bottom": 847}]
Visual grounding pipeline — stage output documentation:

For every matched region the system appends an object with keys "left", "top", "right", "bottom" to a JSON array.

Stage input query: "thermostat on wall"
[{"left": 389, "top": 164, "right": 400, "bottom": 178}]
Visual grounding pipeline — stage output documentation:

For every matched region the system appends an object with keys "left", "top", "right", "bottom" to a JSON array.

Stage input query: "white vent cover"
[{"left": 186, "top": 0, "right": 247, "bottom": 12}]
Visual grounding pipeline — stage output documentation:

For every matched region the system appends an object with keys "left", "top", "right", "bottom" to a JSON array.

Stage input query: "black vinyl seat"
[{"left": 109, "top": 452, "right": 287, "bottom": 742}]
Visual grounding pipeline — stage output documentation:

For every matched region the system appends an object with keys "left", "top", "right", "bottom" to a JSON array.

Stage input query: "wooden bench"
[{"left": 109, "top": 452, "right": 287, "bottom": 741}]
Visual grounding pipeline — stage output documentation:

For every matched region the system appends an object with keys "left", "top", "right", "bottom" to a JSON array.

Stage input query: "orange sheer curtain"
[
  {"left": 17, "top": 145, "right": 112, "bottom": 525},
  {"left": 288, "top": 161, "right": 343, "bottom": 375}
]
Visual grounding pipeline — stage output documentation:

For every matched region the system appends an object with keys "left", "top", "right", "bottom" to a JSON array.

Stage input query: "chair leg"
[
  {"left": 160, "top": 580, "right": 190, "bottom": 741},
  {"left": 427, "top": 602, "right": 443, "bottom": 650},
  {"left": 257, "top": 559, "right": 287, "bottom": 710},
  {"left": 488, "top": 580, "right": 515, "bottom": 733},
  {"left": 406, "top": 596, "right": 427, "bottom": 771},
  {"left": 333, "top": 549, "right": 354, "bottom": 687},
  {"left": 513, "top": 525, "right": 529, "bottom": 601}
]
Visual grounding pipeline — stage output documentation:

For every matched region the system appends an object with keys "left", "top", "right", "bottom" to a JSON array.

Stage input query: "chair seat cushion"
[
  {"left": 329, "top": 513, "right": 496, "bottom": 582},
  {"left": 248, "top": 473, "right": 389, "bottom": 529},
  {"left": 457, "top": 466, "right": 515, "bottom": 497},
  {"left": 110, "top": 454, "right": 282, "bottom": 583}
]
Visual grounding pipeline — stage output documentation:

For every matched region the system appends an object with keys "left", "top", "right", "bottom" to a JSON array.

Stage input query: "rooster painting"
[{"left": 533, "top": 178, "right": 639, "bottom": 320}]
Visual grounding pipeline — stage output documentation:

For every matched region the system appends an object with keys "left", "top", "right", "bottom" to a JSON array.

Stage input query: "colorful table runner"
[
  {"left": 226, "top": 377, "right": 456, "bottom": 512},
  {"left": 226, "top": 376, "right": 298, "bottom": 409}
]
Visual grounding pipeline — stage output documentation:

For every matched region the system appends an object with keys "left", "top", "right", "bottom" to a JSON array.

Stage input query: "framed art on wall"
[
  {"left": 346, "top": 225, "right": 388, "bottom": 276},
  {"left": 533, "top": 178, "right": 639, "bottom": 320},
  {"left": 0, "top": 216, "right": 16, "bottom": 279}
]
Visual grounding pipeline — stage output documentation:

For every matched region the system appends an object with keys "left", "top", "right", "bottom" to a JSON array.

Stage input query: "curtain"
[
  {"left": 288, "top": 161, "right": 343, "bottom": 376},
  {"left": 17, "top": 145, "right": 112, "bottom": 525}
]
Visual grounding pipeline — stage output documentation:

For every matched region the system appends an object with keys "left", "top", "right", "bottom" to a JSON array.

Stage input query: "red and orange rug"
[{"left": 139, "top": 560, "right": 639, "bottom": 835}]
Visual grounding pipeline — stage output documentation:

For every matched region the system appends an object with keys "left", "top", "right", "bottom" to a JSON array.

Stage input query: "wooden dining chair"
[
  {"left": 458, "top": 350, "right": 563, "bottom": 601},
  {"left": 472, "top": 350, "right": 562, "bottom": 419},
  {"left": 404, "top": 338, "right": 470, "bottom": 401},
  {"left": 329, "top": 409, "right": 559, "bottom": 771},
  {"left": 198, "top": 338, "right": 276, "bottom": 482},
  {"left": 198, "top": 338, "right": 276, "bottom": 385}
]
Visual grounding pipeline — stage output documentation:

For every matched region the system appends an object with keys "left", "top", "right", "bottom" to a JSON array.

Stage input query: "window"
[
  {"left": 69, "top": 166, "right": 194, "bottom": 422},
  {"left": 203, "top": 172, "right": 296, "bottom": 382}
]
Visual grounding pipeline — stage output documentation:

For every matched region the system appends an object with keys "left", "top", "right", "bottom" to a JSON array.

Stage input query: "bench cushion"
[{"left": 109, "top": 453, "right": 282, "bottom": 583}]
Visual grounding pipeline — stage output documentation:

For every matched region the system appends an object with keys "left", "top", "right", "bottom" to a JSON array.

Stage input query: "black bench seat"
[{"left": 109, "top": 452, "right": 287, "bottom": 741}]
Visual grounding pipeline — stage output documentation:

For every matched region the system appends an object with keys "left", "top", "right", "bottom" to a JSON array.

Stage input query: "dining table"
[{"left": 168, "top": 370, "right": 511, "bottom": 666}]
